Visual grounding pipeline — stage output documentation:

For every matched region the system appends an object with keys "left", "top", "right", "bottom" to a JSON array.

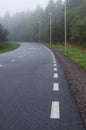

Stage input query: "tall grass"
[
  {"left": 0, "top": 42, "right": 20, "bottom": 53},
  {"left": 52, "top": 43, "right": 86, "bottom": 69}
]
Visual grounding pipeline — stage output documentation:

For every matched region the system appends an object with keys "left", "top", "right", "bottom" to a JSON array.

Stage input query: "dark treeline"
[
  {"left": 0, "top": 24, "right": 8, "bottom": 42},
  {"left": 0, "top": 0, "right": 86, "bottom": 47}
]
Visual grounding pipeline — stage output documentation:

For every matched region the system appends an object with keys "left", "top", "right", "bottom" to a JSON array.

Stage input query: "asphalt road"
[{"left": 0, "top": 42, "right": 85, "bottom": 130}]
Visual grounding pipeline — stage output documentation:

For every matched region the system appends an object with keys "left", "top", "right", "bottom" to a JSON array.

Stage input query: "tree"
[
  {"left": 52, "top": 13, "right": 64, "bottom": 42},
  {"left": 0, "top": 0, "right": 86, "bottom": 48},
  {"left": 70, "top": 18, "right": 86, "bottom": 47},
  {"left": 46, "top": 0, "right": 56, "bottom": 12},
  {"left": 0, "top": 24, "right": 8, "bottom": 42},
  {"left": 69, "top": 0, "right": 82, "bottom": 8}
]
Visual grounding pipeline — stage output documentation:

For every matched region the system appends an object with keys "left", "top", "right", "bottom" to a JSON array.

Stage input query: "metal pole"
[
  {"left": 39, "top": 21, "right": 41, "bottom": 43},
  {"left": 32, "top": 26, "right": 33, "bottom": 42},
  {"left": 64, "top": 3, "right": 67, "bottom": 52},
  {"left": 49, "top": 13, "right": 52, "bottom": 47}
]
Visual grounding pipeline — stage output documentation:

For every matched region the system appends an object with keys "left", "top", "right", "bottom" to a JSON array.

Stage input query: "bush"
[{"left": 70, "top": 18, "right": 86, "bottom": 46}]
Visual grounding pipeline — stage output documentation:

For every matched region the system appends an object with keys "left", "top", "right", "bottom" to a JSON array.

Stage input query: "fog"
[
  {"left": 0, "top": 0, "right": 62, "bottom": 42},
  {"left": 0, "top": 0, "right": 57, "bottom": 16},
  {"left": 0, "top": 0, "right": 85, "bottom": 45}
]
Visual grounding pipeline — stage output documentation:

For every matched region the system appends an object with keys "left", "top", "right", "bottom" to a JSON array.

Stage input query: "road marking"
[
  {"left": 53, "top": 61, "right": 56, "bottom": 64},
  {"left": 54, "top": 68, "right": 57, "bottom": 71},
  {"left": 11, "top": 59, "right": 15, "bottom": 62},
  {"left": 50, "top": 101, "right": 60, "bottom": 119},
  {"left": 53, "top": 64, "right": 57, "bottom": 67},
  {"left": 53, "top": 83, "right": 59, "bottom": 91},
  {"left": 28, "top": 48, "right": 37, "bottom": 50},
  {"left": 28, "top": 48, "right": 32, "bottom": 50},
  {"left": 54, "top": 73, "right": 58, "bottom": 78},
  {"left": 0, "top": 65, "right": 3, "bottom": 67},
  {"left": 44, "top": 46, "right": 56, "bottom": 61},
  {"left": 53, "top": 58, "right": 56, "bottom": 61}
]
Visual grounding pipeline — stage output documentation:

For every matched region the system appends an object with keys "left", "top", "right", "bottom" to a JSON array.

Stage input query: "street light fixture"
[{"left": 49, "top": 12, "right": 52, "bottom": 47}]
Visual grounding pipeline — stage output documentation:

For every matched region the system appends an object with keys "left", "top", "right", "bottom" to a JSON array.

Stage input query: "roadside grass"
[
  {"left": 0, "top": 42, "right": 20, "bottom": 53},
  {"left": 49, "top": 43, "right": 86, "bottom": 69}
]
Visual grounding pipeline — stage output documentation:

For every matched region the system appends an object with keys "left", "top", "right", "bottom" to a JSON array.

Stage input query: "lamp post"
[
  {"left": 38, "top": 21, "right": 41, "bottom": 43},
  {"left": 64, "top": 1, "right": 67, "bottom": 52},
  {"left": 32, "top": 25, "right": 33, "bottom": 42},
  {"left": 49, "top": 12, "right": 52, "bottom": 47}
]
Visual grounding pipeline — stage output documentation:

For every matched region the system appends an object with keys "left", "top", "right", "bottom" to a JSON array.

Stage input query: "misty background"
[{"left": 0, "top": 0, "right": 86, "bottom": 47}]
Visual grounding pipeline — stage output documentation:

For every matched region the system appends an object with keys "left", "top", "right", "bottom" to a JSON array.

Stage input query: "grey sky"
[{"left": 0, "top": 0, "right": 56, "bottom": 16}]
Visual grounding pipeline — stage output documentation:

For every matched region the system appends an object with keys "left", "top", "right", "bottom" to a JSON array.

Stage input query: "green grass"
[
  {"left": 0, "top": 42, "right": 20, "bottom": 53},
  {"left": 50, "top": 43, "right": 86, "bottom": 69}
]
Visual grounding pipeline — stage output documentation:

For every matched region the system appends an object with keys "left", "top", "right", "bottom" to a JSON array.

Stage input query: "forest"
[{"left": 0, "top": 0, "right": 86, "bottom": 47}]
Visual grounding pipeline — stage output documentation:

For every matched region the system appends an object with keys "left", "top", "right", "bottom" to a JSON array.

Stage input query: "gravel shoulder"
[{"left": 49, "top": 47, "right": 86, "bottom": 126}]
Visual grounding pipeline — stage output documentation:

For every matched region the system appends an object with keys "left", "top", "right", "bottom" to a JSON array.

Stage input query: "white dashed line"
[
  {"left": 53, "top": 64, "right": 57, "bottom": 67},
  {"left": 0, "top": 65, "right": 3, "bottom": 67},
  {"left": 28, "top": 48, "right": 37, "bottom": 50},
  {"left": 28, "top": 48, "right": 32, "bottom": 50},
  {"left": 54, "top": 73, "right": 58, "bottom": 78},
  {"left": 50, "top": 101, "right": 60, "bottom": 119},
  {"left": 11, "top": 59, "right": 15, "bottom": 62},
  {"left": 53, "top": 83, "right": 59, "bottom": 91},
  {"left": 53, "top": 61, "right": 56, "bottom": 64},
  {"left": 44, "top": 46, "right": 60, "bottom": 120},
  {"left": 54, "top": 68, "right": 57, "bottom": 71},
  {"left": 44, "top": 46, "right": 55, "bottom": 60}
]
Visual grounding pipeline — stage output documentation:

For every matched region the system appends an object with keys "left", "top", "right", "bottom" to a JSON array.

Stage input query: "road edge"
[{"left": 47, "top": 45, "right": 86, "bottom": 127}]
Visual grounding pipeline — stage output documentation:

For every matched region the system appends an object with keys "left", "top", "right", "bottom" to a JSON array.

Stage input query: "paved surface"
[{"left": 0, "top": 42, "right": 85, "bottom": 130}]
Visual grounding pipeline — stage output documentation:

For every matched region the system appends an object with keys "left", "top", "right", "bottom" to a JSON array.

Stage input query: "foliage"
[
  {"left": 70, "top": 18, "right": 86, "bottom": 47},
  {"left": 0, "top": 42, "right": 20, "bottom": 53},
  {"left": 52, "top": 13, "right": 64, "bottom": 42},
  {"left": 69, "top": 0, "right": 82, "bottom": 8},
  {"left": 0, "top": 0, "right": 86, "bottom": 47},
  {"left": 52, "top": 43, "right": 86, "bottom": 69},
  {"left": 0, "top": 24, "right": 8, "bottom": 42}
]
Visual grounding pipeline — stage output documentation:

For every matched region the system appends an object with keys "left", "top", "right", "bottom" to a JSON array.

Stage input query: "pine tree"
[{"left": 0, "top": 24, "right": 8, "bottom": 42}]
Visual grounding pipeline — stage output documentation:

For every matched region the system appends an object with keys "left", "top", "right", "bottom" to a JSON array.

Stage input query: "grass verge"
[
  {"left": 48, "top": 43, "right": 86, "bottom": 69},
  {"left": 0, "top": 42, "right": 20, "bottom": 53}
]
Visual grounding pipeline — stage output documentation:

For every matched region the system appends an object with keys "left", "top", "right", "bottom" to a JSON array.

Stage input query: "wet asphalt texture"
[{"left": 0, "top": 42, "right": 85, "bottom": 130}]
